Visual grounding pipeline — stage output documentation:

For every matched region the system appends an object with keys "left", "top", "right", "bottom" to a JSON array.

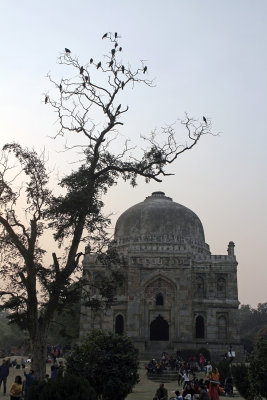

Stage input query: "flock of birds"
[
  {"left": 45, "top": 33, "right": 208, "bottom": 125},
  {"left": 63, "top": 32, "right": 147, "bottom": 75}
]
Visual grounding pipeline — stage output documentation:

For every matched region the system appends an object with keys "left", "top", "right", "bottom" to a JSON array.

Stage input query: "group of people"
[
  {"left": 150, "top": 352, "right": 234, "bottom": 400},
  {"left": 46, "top": 343, "right": 71, "bottom": 362},
  {"left": 153, "top": 382, "right": 213, "bottom": 400},
  {"left": 146, "top": 352, "right": 209, "bottom": 377},
  {"left": 9, "top": 370, "right": 34, "bottom": 400},
  {"left": 0, "top": 359, "right": 35, "bottom": 400},
  {"left": 0, "top": 357, "right": 65, "bottom": 399}
]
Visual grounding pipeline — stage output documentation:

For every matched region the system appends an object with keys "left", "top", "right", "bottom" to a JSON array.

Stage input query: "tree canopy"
[
  {"left": 238, "top": 302, "right": 267, "bottom": 353},
  {"left": 249, "top": 337, "right": 267, "bottom": 398}
]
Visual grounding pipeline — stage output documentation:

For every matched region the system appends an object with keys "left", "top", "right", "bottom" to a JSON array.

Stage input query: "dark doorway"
[
  {"left": 115, "top": 314, "right": 124, "bottom": 335},
  {"left": 195, "top": 315, "right": 205, "bottom": 338},
  {"left": 150, "top": 315, "right": 169, "bottom": 341}
]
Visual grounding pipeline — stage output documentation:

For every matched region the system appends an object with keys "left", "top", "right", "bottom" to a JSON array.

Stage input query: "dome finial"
[{"left": 152, "top": 191, "right": 165, "bottom": 196}]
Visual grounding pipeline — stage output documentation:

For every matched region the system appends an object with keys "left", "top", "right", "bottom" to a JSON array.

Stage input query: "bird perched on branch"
[
  {"left": 115, "top": 32, "right": 118, "bottom": 38},
  {"left": 80, "top": 66, "right": 84, "bottom": 74},
  {"left": 111, "top": 48, "right": 115, "bottom": 57},
  {"left": 143, "top": 66, "right": 147, "bottom": 73},
  {"left": 119, "top": 47, "right": 122, "bottom": 51},
  {"left": 90, "top": 58, "right": 93, "bottom": 64},
  {"left": 203, "top": 116, "right": 207, "bottom": 124},
  {"left": 97, "top": 62, "right": 101, "bottom": 69},
  {"left": 85, "top": 75, "right": 89, "bottom": 82},
  {"left": 102, "top": 33, "right": 108, "bottom": 39},
  {"left": 45, "top": 96, "right": 49, "bottom": 104},
  {"left": 115, "top": 42, "right": 118, "bottom": 48},
  {"left": 65, "top": 48, "right": 71, "bottom": 54}
]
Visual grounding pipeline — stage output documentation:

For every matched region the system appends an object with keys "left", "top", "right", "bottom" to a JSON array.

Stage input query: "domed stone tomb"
[
  {"left": 80, "top": 192, "right": 243, "bottom": 361},
  {"left": 115, "top": 191, "right": 209, "bottom": 255}
]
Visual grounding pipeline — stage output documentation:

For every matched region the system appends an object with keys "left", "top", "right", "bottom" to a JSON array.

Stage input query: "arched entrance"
[
  {"left": 195, "top": 315, "right": 205, "bottom": 338},
  {"left": 150, "top": 315, "right": 169, "bottom": 341},
  {"left": 115, "top": 314, "right": 124, "bottom": 335}
]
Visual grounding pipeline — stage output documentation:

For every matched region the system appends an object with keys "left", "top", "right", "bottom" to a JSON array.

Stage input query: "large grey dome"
[{"left": 115, "top": 192, "right": 209, "bottom": 254}]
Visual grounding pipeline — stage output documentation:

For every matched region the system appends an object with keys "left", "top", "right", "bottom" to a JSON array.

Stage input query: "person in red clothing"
[{"left": 208, "top": 369, "right": 220, "bottom": 400}]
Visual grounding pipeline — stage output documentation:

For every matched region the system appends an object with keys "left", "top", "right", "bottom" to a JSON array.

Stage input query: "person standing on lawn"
[{"left": 0, "top": 359, "right": 10, "bottom": 395}]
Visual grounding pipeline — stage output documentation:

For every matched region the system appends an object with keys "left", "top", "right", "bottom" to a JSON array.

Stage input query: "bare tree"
[{"left": 0, "top": 33, "right": 213, "bottom": 380}]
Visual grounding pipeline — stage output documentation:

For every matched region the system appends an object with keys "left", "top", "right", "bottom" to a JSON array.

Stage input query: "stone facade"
[{"left": 80, "top": 192, "right": 243, "bottom": 361}]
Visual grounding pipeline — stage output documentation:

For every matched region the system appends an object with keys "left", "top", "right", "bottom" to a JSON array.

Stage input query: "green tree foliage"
[
  {"left": 255, "top": 325, "right": 267, "bottom": 340},
  {"left": 249, "top": 337, "right": 267, "bottom": 398},
  {"left": 0, "top": 33, "right": 211, "bottom": 379},
  {"left": 231, "top": 364, "right": 252, "bottom": 400},
  {"left": 239, "top": 302, "right": 267, "bottom": 353},
  {"left": 0, "top": 313, "right": 27, "bottom": 354},
  {"left": 47, "top": 294, "right": 80, "bottom": 346},
  {"left": 25, "top": 375, "right": 96, "bottom": 400},
  {"left": 66, "top": 330, "right": 139, "bottom": 400}
]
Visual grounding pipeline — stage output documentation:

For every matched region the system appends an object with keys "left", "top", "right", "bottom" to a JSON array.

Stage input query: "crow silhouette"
[
  {"left": 143, "top": 66, "right": 147, "bottom": 73},
  {"left": 65, "top": 48, "right": 71, "bottom": 54},
  {"left": 115, "top": 42, "right": 118, "bottom": 48},
  {"left": 85, "top": 76, "right": 89, "bottom": 82},
  {"left": 102, "top": 33, "right": 108, "bottom": 39},
  {"left": 119, "top": 47, "right": 122, "bottom": 51},
  {"left": 203, "top": 116, "right": 207, "bottom": 124},
  {"left": 45, "top": 96, "right": 48, "bottom": 104},
  {"left": 97, "top": 62, "right": 101, "bottom": 69},
  {"left": 80, "top": 66, "right": 84, "bottom": 74},
  {"left": 90, "top": 58, "right": 93, "bottom": 64},
  {"left": 111, "top": 49, "right": 115, "bottom": 56},
  {"left": 115, "top": 32, "right": 118, "bottom": 38}
]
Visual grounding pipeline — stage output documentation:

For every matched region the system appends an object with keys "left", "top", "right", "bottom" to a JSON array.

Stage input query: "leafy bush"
[
  {"left": 66, "top": 330, "right": 139, "bottom": 400},
  {"left": 231, "top": 364, "right": 252, "bottom": 400},
  {"left": 255, "top": 325, "right": 267, "bottom": 340},
  {"left": 25, "top": 374, "right": 96, "bottom": 400},
  {"left": 216, "top": 359, "right": 231, "bottom": 384},
  {"left": 240, "top": 337, "right": 254, "bottom": 354},
  {"left": 249, "top": 337, "right": 267, "bottom": 398}
]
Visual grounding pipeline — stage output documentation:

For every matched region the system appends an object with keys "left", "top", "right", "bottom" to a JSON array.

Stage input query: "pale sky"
[{"left": 0, "top": 1, "right": 266, "bottom": 307}]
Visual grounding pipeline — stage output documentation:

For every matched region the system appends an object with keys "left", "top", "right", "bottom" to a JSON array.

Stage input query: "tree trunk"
[{"left": 31, "top": 322, "right": 49, "bottom": 380}]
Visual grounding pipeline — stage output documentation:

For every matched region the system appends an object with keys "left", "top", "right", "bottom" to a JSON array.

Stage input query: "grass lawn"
[{"left": 126, "top": 366, "right": 180, "bottom": 400}]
